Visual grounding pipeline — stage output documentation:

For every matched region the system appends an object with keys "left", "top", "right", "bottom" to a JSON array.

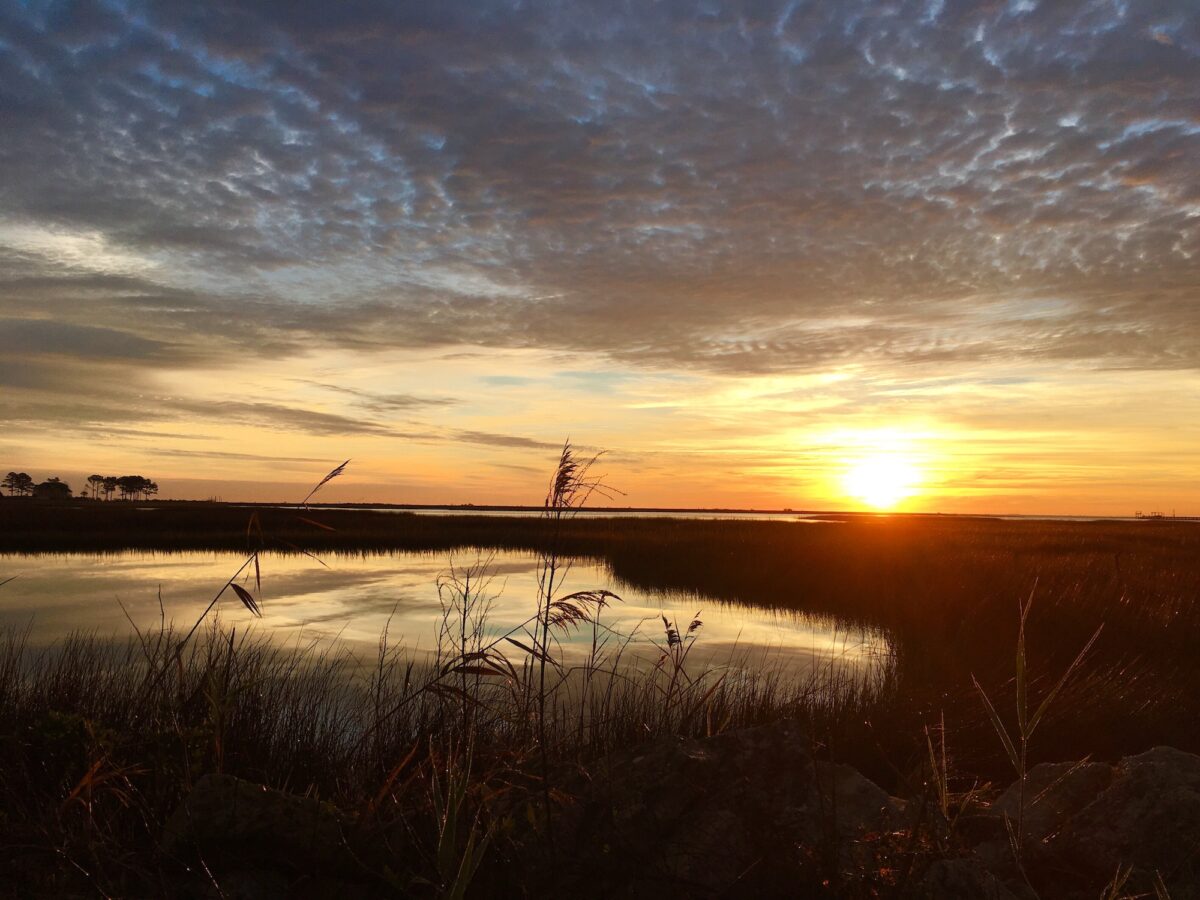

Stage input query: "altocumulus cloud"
[{"left": 0, "top": 0, "right": 1198, "bottom": 433}]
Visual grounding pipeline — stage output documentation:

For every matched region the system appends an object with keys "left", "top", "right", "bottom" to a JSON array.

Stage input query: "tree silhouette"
[
  {"left": 3, "top": 471, "right": 159, "bottom": 500},
  {"left": 117, "top": 475, "right": 138, "bottom": 500},
  {"left": 33, "top": 477, "right": 72, "bottom": 500},
  {"left": 115, "top": 475, "right": 158, "bottom": 500},
  {"left": 2, "top": 472, "right": 34, "bottom": 496}
]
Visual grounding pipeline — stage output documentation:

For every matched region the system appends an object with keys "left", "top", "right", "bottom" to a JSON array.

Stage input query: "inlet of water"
[{"left": 0, "top": 549, "right": 890, "bottom": 678}]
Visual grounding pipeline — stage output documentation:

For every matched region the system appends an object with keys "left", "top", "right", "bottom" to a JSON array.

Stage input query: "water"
[
  {"left": 0, "top": 550, "right": 887, "bottom": 676},
  {"left": 271, "top": 505, "right": 843, "bottom": 523},
  {"left": 274, "top": 505, "right": 1177, "bottom": 523}
]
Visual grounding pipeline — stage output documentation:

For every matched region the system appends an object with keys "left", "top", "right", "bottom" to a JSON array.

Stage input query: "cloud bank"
[{"left": 0, "top": 0, "right": 1197, "bottom": 507}]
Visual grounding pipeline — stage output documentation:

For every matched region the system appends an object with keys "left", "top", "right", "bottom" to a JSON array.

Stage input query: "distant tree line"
[
  {"left": 1, "top": 472, "right": 35, "bottom": 496},
  {"left": 2, "top": 472, "right": 159, "bottom": 500},
  {"left": 86, "top": 475, "right": 159, "bottom": 500}
]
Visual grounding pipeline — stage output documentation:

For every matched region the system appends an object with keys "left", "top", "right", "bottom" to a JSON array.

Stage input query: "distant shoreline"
[
  {"left": 8, "top": 495, "right": 1193, "bottom": 522},
  {"left": 279, "top": 502, "right": 1200, "bottom": 522}
]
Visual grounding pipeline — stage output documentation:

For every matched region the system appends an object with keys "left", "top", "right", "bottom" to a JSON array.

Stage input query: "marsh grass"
[
  {"left": 0, "top": 445, "right": 896, "bottom": 894},
  {"left": 0, "top": 613, "right": 892, "bottom": 893},
  {"left": 0, "top": 448, "right": 897, "bottom": 892},
  {"left": 3, "top": 455, "right": 1200, "bottom": 893},
  {"left": 972, "top": 586, "right": 1103, "bottom": 874}
]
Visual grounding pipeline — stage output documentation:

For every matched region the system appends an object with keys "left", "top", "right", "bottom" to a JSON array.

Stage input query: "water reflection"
[
  {"left": 291, "top": 506, "right": 845, "bottom": 523},
  {"left": 0, "top": 550, "right": 888, "bottom": 676}
]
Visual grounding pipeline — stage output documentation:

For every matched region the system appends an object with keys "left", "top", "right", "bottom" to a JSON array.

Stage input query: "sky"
[{"left": 1, "top": 0, "right": 1198, "bottom": 513}]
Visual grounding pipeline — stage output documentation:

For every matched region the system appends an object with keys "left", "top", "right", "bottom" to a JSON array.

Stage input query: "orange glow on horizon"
[{"left": 7, "top": 349, "right": 1200, "bottom": 517}]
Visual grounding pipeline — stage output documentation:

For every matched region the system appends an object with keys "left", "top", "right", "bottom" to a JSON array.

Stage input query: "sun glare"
[{"left": 842, "top": 455, "right": 922, "bottom": 510}]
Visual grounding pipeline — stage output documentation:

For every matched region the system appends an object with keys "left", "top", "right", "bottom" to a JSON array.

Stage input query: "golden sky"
[
  {"left": 8, "top": 339, "right": 1200, "bottom": 514},
  {"left": 2, "top": 1, "right": 1198, "bottom": 514}
]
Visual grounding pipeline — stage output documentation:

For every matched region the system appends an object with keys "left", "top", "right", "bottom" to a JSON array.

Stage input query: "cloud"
[
  {"left": 0, "top": 0, "right": 1195, "bottom": 394},
  {"left": 0, "top": 317, "right": 169, "bottom": 360},
  {"left": 450, "top": 430, "right": 563, "bottom": 451},
  {"left": 294, "top": 380, "right": 457, "bottom": 412},
  {"left": 137, "top": 447, "right": 337, "bottom": 464},
  {"left": 169, "top": 400, "right": 398, "bottom": 436}
]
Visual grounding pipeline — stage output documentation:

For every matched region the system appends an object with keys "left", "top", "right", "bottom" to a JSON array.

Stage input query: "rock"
[
  {"left": 199, "top": 872, "right": 378, "bottom": 900},
  {"left": 955, "top": 811, "right": 1007, "bottom": 845},
  {"left": 916, "top": 858, "right": 1021, "bottom": 899},
  {"left": 963, "top": 747, "right": 1200, "bottom": 897},
  {"left": 162, "top": 774, "right": 356, "bottom": 873},
  {"left": 814, "top": 760, "right": 907, "bottom": 838},
  {"left": 1048, "top": 746, "right": 1200, "bottom": 893},
  {"left": 991, "top": 760, "right": 1113, "bottom": 842},
  {"left": 547, "top": 720, "right": 904, "bottom": 897},
  {"left": 199, "top": 868, "right": 292, "bottom": 900}
]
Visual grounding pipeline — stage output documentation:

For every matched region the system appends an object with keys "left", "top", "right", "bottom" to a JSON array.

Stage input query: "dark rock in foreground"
[
  {"left": 954, "top": 746, "right": 1200, "bottom": 898},
  {"left": 159, "top": 727, "right": 1200, "bottom": 898},
  {"left": 1046, "top": 747, "right": 1200, "bottom": 896},
  {"left": 915, "top": 858, "right": 1021, "bottom": 899},
  {"left": 535, "top": 719, "right": 904, "bottom": 897},
  {"left": 163, "top": 774, "right": 351, "bottom": 867},
  {"left": 162, "top": 774, "right": 381, "bottom": 898}
]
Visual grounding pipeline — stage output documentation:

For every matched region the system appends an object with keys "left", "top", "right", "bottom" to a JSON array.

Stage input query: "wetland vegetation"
[{"left": 3, "top": 468, "right": 1199, "bottom": 896}]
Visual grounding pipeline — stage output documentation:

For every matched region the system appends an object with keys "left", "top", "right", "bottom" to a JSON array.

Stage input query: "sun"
[{"left": 842, "top": 455, "right": 923, "bottom": 510}]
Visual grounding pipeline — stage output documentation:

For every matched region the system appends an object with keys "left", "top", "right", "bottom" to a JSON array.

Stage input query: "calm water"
[
  {"left": 0, "top": 550, "right": 888, "bottom": 675},
  {"left": 289, "top": 505, "right": 1159, "bottom": 523},
  {"left": 275, "top": 506, "right": 844, "bottom": 523}
]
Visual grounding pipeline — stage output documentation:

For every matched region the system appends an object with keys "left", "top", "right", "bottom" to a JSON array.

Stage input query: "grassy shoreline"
[
  {"left": 5, "top": 500, "right": 1200, "bottom": 893},
  {"left": 5, "top": 502, "right": 1200, "bottom": 766},
  {"left": 0, "top": 619, "right": 894, "bottom": 896}
]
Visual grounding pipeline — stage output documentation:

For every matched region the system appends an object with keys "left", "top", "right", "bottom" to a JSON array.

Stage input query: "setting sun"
[{"left": 842, "top": 455, "right": 923, "bottom": 510}]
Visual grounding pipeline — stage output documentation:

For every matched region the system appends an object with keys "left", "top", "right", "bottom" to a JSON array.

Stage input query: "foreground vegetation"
[
  {"left": 0, "top": 452, "right": 895, "bottom": 894},
  {"left": 0, "top": 620, "right": 899, "bottom": 895},
  {"left": 3, "top": 457, "right": 1200, "bottom": 894},
  {"left": 5, "top": 497, "right": 1200, "bottom": 770}
]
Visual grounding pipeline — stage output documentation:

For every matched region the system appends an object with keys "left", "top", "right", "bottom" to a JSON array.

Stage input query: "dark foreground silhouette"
[{"left": 3, "top": 501, "right": 1200, "bottom": 894}]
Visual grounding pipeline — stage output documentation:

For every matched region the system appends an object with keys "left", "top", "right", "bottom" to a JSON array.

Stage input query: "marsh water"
[{"left": 0, "top": 549, "right": 888, "bottom": 676}]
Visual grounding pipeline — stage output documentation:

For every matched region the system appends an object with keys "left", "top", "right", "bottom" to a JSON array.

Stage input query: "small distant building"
[{"left": 33, "top": 478, "right": 73, "bottom": 500}]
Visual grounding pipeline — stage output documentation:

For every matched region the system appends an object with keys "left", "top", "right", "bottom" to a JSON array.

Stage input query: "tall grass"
[
  {"left": 972, "top": 586, "right": 1103, "bottom": 880},
  {"left": 0, "top": 446, "right": 905, "bottom": 892},
  {"left": 0, "top": 614, "right": 892, "bottom": 892},
  {"left": 4, "top": 492, "right": 1200, "bottom": 771},
  {"left": 3, "top": 454, "right": 1199, "bottom": 891}
]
